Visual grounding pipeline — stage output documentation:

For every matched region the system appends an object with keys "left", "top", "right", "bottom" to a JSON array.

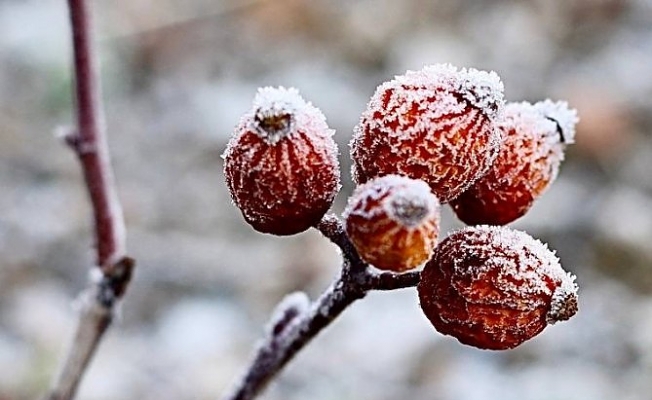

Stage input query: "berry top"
[
  {"left": 498, "top": 101, "right": 577, "bottom": 186},
  {"left": 350, "top": 64, "right": 505, "bottom": 203},
  {"left": 343, "top": 175, "right": 438, "bottom": 229},
  {"left": 534, "top": 99, "right": 579, "bottom": 145},
  {"left": 223, "top": 86, "right": 340, "bottom": 194},
  {"left": 361, "top": 64, "right": 505, "bottom": 142},
  {"left": 245, "top": 86, "right": 336, "bottom": 145},
  {"left": 444, "top": 225, "right": 578, "bottom": 322}
]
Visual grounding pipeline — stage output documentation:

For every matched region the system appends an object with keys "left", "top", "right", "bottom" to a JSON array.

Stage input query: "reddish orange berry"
[
  {"left": 223, "top": 87, "right": 341, "bottom": 235},
  {"left": 344, "top": 175, "right": 440, "bottom": 272},
  {"left": 350, "top": 64, "right": 504, "bottom": 203},
  {"left": 450, "top": 100, "right": 578, "bottom": 225},
  {"left": 418, "top": 225, "right": 578, "bottom": 350}
]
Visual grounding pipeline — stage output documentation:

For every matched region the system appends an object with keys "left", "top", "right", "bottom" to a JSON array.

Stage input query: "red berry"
[
  {"left": 344, "top": 175, "right": 440, "bottom": 272},
  {"left": 223, "top": 87, "right": 341, "bottom": 235},
  {"left": 418, "top": 225, "right": 578, "bottom": 350},
  {"left": 350, "top": 64, "right": 504, "bottom": 203},
  {"left": 450, "top": 100, "right": 578, "bottom": 225}
]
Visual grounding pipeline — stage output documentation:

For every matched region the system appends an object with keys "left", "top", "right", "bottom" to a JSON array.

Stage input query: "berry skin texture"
[
  {"left": 418, "top": 225, "right": 578, "bottom": 350},
  {"left": 450, "top": 100, "right": 579, "bottom": 225},
  {"left": 350, "top": 64, "right": 504, "bottom": 203},
  {"left": 344, "top": 175, "right": 441, "bottom": 272},
  {"left": 223, "top": 87, "right": 341, "bottom": 235}
]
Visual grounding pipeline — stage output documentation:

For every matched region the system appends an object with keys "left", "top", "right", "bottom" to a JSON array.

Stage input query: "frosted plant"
[{"left": 222, "top": 64, "right": 579, "bottom": 400}]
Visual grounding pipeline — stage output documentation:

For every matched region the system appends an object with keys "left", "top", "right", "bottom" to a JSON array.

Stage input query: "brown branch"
[
  {"left": 65, "top": 0, "right": 125, "bottom": 269},
  {"left": 46, "top": 0, "right": 133, "bottom": 399},
  {"left": 222, "top": 214, "right": 421, "bottom": 400},
  {"left": 364, "top": 269, "right": 421, "bottom": 291}
]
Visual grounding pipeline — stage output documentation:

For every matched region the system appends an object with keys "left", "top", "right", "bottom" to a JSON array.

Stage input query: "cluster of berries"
[{"left": 223, "top": 64, "right": 579, "bottom": 350}]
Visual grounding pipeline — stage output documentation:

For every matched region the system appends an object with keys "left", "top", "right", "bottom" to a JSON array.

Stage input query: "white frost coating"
[
  {"left": 548, "top": 281, "right": 579, "bottom": 324},
  {"left": 222, "top": 85, "right": 338, "bottom": 163},
  {"left": 502, "top": 101, "right": 558, "bottom": 139},
  {"left": 395, "top": 63, "right": 505, "bottom": 120},
  {"left": 357, "top": 64, "right": 504, "bottom": 142},
  {"left": 502, "top": 101, "right": 563, "bottom": 171},
  {"left": 221, "top": 85, "right": 341, "bottom": 234},
  {"left": 253, "top": 86, "right": 304, "bottom": 115},
  {"left": 449, "top": 225, "right": 578, "bottom": 301},
  {"left": 343, "top": 175, "right": 438, "bottom": 228},
  {"left": 265, "top": 291, "right": 310, "bottom": 336},
  {"left": 534, "top": 99, "right": 579, "bottom": 144},
  {"left": 505, "top": 101, "right": 577, "bottom": 176},
  {"left": 249, "top": 86, "right": 329, "bottom": 144},
  {"left": 349, "top": 64, "right": 505, "bottom": 203}
]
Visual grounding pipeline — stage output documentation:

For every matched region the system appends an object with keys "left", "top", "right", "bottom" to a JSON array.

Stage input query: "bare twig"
[
  {"left": 222, "top": 213, "right": 421, "bottom": 400},
  {"left": 65, "top": 0, "right": 125, "bottom": 269},
  {"left": 46, "top": 1, "right": 133, "bottom": 399}
]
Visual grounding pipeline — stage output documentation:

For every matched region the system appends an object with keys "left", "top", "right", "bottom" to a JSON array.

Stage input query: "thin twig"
[
  {"left": 46, "top": 1, "right": 133, "bottom": 399},
  {"left": 65, "top": 0, "right": 125, "bottom": 269},
  {"left": 222, "top": 214, "right": 421, "bottom": 400}
]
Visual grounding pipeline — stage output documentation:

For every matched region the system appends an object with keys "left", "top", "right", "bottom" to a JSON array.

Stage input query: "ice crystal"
[{"left": 350, "top": 63, "right": 505, "bottom": 203}]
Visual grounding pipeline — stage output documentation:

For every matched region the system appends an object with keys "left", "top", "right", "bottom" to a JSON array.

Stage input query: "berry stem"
[
  {"left": 222, "top": 214, "right": 421, "bottom": 400},
  {"left": 46, "top": 1, "right": 133, "bottom": 399}
]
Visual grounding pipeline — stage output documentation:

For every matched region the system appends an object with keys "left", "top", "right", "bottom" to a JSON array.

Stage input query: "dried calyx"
[
  {"left": 536, "top": 100, "right": 579, "bottom": 145},
  {"left": 389, "top": 195, "right": 431, "bottom": 228},
  {"left": 254, "top": 111, "right": 294, "bottom": 144},
  {"left": 547, "top": 284, "right": 579, "bottom": 324}
]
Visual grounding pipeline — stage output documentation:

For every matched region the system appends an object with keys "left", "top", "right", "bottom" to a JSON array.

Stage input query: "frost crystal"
[
  {"left": 534, "top": 99, "right": 579, "bottom": 144},
  {"left": 248, "top": 86, "right": 323, "bottom": 145},
  {"left": 419, "top": 225, "right": 578, "bottom": 350},
  {"left": 447, "top": 225, "right": 578, "bottom": 298},
  {"left": 222, "top": 86, "right": 341, "bottom": 235},
  {"left": 403, "top": 64, "right": 505, "bottom": 119},
  {"left": 266, "top": 291, "right": 310, "bottom": 336},
  {"left": 350, "top": 63, "right": 505, "bottom": 203},
  {"left": 547, "top": 281, "right": 579, "bottom": 324},
  {"left": 344, "top": 175, "right": 437, "bottom": 228},
  {"left": 344, "top": 175, "right": 441, "bottom": 272}
]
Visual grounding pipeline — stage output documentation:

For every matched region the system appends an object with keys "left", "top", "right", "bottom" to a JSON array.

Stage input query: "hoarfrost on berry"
[
  {"left": 534, "top": 99, "right": 579, "bottom": 144},
  {"left": 350, "top": 63, "right": 505, "bottom": 203},
  {"left": 344, "top": 175, "right": 441, "bottom": 271},
  {"left": 418, "top": 225, "right": 578, "bottom": 350},
  {"left": 223, "top": 86, "right": 341, "bottom": 235},
  {"left": 344, "top": 175, "right": 436, "bottom": 225},
  {"left": 450, "top": 100, "right": 578, "bottom": 225}
]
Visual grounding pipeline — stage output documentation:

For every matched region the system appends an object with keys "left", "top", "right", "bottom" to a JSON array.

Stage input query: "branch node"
[
  {"left": 56, "top": 126, "right": 98, "bottom": 155},
  {"left": 97, "top": 257, "right": 135, "bottom": 307}
]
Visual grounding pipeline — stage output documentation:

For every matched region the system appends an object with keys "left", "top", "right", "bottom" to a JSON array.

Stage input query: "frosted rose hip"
[
  {"left": 223, "top": 87, "right": 341, "bottom": 235},
  {"left": 418, "top": 225, "right": 578, "bottom": 350},
  {"left": 451, "top": 100, "right": 578, "bottom": 225},
  {"left": 344, "top": 175, "right": 440, "bottom": 271},
  {"left": 350, "top": 64, "right": 504, "bottom": 203}
]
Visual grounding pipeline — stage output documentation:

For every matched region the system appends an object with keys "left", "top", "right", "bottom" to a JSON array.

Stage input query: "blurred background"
[{"left": 1, "top": 0, "right": 652, "bottom": 399}]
